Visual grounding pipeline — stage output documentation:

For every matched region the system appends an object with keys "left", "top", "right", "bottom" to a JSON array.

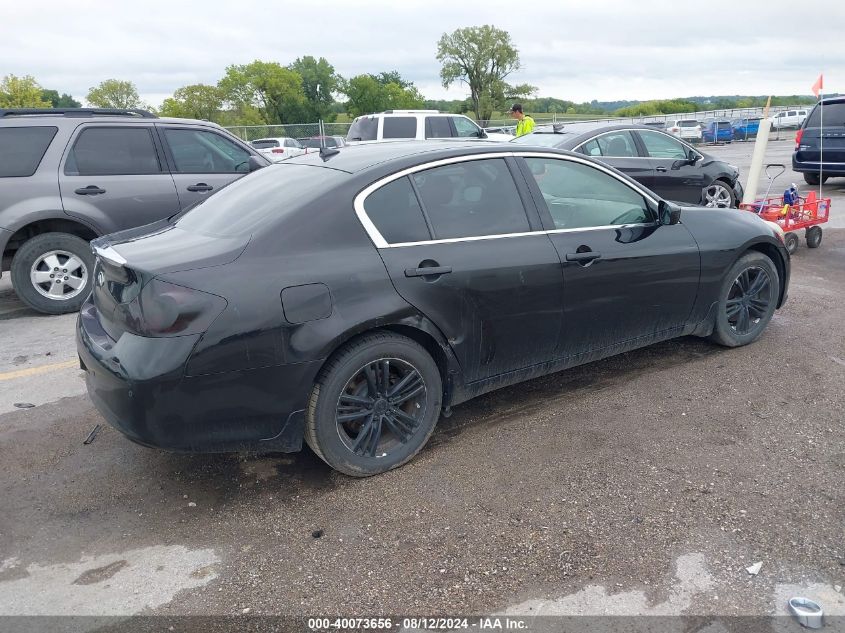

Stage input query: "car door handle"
[
  {"left": 186, "top": 183, "right": 214, "bottom": 192},
  {"left": 405, "top": 265, "right": 452, "bottom": 277},
  {"left": 74, "top": 186, "right": 106, "bottom": 195},
  {"left": 656, "top": 166, "right": 668, "bottom": 172},
  {"left": 565, "top": 252, "right": 602, "bottom": 263}
]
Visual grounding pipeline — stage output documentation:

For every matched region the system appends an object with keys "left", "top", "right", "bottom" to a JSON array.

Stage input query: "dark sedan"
[
  {"left": 512, "top": 122, "right": 743, "bottom": 208},
  {"left": 78, "top": 141, "right": 789, "bottom": 477}
]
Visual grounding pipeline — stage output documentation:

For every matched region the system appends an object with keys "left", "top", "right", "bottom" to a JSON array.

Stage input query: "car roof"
[{"left": 282, "top": 139, "right": 556, "bottom": 173}]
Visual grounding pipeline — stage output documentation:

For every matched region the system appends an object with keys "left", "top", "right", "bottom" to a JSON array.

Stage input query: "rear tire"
[
  {"left": 710, "top": 252, "right": 779, "bottom": 348},
  {"left": 305, "top": 332, "right": 442, "bottom": 477},
  {"left": 783, "top": 232, "right": 799, "bottom": 254},
  {"left": 10, "top": 232, "right": 94, "bottom": 315},
  {"left": 805, "top": 226, "right": 823, "bottom": 248},
  {"left": 803, "top": 173, "right": 828, "bottom": 186}
]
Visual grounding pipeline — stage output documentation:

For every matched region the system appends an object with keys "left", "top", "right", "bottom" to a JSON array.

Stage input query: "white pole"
[
  {"left": 742, "top": 97, "right": 773, "bottom": 207},
  {"left": 819, "top": 88, "right": 823, "bottom": 200}
]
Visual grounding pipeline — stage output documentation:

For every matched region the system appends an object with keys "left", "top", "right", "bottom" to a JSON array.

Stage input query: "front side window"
[
  {"left": 638, "top": 130, "right": 688, "bottom": 159},
  {"left": 452, "top": 116, "right": 482, "bottom": 138},
  {"left": 0, "top": 126, "right": 57, "bottom": 177},
  {"left": 524, "top": 157, "right": 652, "bottom": 229},
  {"left": 592, "top": 131, "right": 638, "bottom": 157},
  {"left": 364, "top": 177, "right": 431, "bottom": 244},
  {"left": 164, "top": 128, "right": 251, "bottom": 174},
  {"left": 65, "top": 127, "right": 161, "bottom": 176},
  {"left": 411, "top": 159, "right": 529, "bottom": 239},
  {"left": 382, "top": 117, "right": 417, "bottom": 139}
]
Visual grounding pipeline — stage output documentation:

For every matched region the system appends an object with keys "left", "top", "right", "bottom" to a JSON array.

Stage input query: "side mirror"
[
  {"left": 687, "top": 149, "right": 700, "bottom": 164},
  {"left": 478, "top": 129, "right": 488, "bottom": 139},
  {"left": 248, "top": 156, "right": 265, "bottom": 172},
  {"left": 658, "top": 200, "right": 682, "bottom": 225}
]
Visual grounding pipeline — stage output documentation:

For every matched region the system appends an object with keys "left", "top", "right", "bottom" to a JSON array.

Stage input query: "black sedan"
[
  {"left": 78, "top": 141, "right": 788, "bottom": 477},
  {"left": 512, "top": 122, "right": 744, "bottom": 208}
]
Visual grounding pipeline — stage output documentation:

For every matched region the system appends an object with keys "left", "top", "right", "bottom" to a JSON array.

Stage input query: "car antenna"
[{"left": 318, "top": 118, "right": 339, "bottom": 160}]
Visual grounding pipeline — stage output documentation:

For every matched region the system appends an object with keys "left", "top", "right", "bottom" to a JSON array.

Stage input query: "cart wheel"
[
  {"left": 784, "top": 232, "right": 799, "bottom": 254},
  {"left": 805, "top": 226, "right": 822, "bottom": 248}
]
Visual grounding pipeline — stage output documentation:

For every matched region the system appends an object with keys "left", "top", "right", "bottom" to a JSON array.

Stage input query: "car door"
[
  {"left": 59, "top": 124, "right": 180, "bottom": 235},
  {"left": 360, "top": 156, "right": 564, "bottom": 383},
  {"left": 516, "top": 154, "right": 700, "bottom": 360},
  {"left": 635, "top": 129, "right": 704, "bottom": 204},
  {"left": 158, "top": 126, "right": 254, "bottom": 209},
  {"left": 576, "top": 130, "right": 656, "bottom": 191}
]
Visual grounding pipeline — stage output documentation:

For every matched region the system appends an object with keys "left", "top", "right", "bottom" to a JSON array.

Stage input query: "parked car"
[
  {"left": 792, "top": 96, "right": 845, "bottom": 185},
  {"left": 298, "top": 135, "right": 346, "bottom": 149},
  {"left": 512, "top": 122, "right": 743, "bottom": 207},
  {"left": 78, "top": 140, "right": 789, "bottom": 476},
  {"left": 250, "top": 137, "right": 306, "bottom": 160},
  {"left": 769, "top": 109, "right": 808, "bottom": 130},
  {"left": 731, "top": 117, "right": 762, "bottom": 141},
  {"left": 0, "top": 108, "right": 269, "bottom": 314},
  {"left": 345, "top": 110, "right": 513, "bottom": 143},
  {"left": 701, "top": 119, "right": 733, "bottom": 143},
  {"left": 666, "top": 119, "right": 703, "bottom": 141}
]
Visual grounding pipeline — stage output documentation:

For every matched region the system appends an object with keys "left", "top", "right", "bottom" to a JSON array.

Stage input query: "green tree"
[
  {"left": 342, "top": 74, "right": 424, "bottom": 117},
  {"left": 86, "top": 79, "right": 142, "bottom": 108},
  {"left": 41, "top": 89, "right": 81, "bottom": 108},
  {"left": 372, "top": 70, "right": 414, "bottom": 89},
  {"left": 218, "top": 61, "right": 307, "bottom": 124},
  {"left": 159, "top": 84, "right": 223, "bottom": 121},
  {"left": 288, "top": 56, "right": 340, "bottom": 122},
  {"left": 0, "top": 75, "right": 51, "bottom": 108},
  {"left": 436, "top": 25, "right": 535, "bottom": 123}
]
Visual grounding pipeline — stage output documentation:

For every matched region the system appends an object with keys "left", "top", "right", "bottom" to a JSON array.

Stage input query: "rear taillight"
[
  {"left": 116, "top": 279, "right": 227, "bottom": 337},
  {"left": 795, "top": 128, "right": 803, "bottom": 150},
  {"left": 271, "top": 148, "right": 285, "bottom": 154},
  {"left": 671, "top": 127, "right": 680, "bottom": 133}
]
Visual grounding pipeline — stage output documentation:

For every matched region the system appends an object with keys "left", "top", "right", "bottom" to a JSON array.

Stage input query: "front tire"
[
  {"left": 305, "top": 332, "right": 443, "bottom": 477},
  {"left": 710, "top": 252, "right": 779, "bottom": 348},
  {"left": 10, "top": 233, "right": 94, "bottom": 315},
  {"left": 702, "top": 180, "right": 736, "bottom": 208}
]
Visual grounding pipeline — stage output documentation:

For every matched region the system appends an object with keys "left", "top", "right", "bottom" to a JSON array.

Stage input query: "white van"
[
  {"left": 769, "top": 109, "right": 809, "bottom": 129},
  {"left": 346, "top": 110, "right": 513, "bottom": 143}
]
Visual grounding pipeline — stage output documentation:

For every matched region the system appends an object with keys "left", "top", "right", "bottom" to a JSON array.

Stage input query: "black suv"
[
  {"left": 0, "top": 108, "right": 268, "bottom": 314},
  {"left": 793, "top": 96, "right": 845, "bottom": 185}
]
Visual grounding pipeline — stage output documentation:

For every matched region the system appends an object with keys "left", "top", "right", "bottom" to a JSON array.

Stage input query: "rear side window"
[
  {"left": 383, "top": 117, "right": 417, "bottom": 139},
  {"left": 347, "top": 117, "right": 378, "bottom": 141},
  {"left": 364, "top": 177, "right": 430, "bottom": 244},
  {"left": 806, "top": 103, "right": 845, "bottom": 127},
  {"left": 65, "top": 127, "right": 162, "bottom": 176},
  {"left": 0, "top": 126, "right": 57, "bottom": 177},
  {"left": 592, "top": 131, "right": 638, "bottom": 157},
  {"left": 411, "top": 159, "right": 529, "bottom": 239},
  {"left": 425, "top": 117, "right": 453, "bottom": 139}
]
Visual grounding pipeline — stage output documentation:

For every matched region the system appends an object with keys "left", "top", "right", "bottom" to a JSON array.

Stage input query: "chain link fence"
[{"left": 226, "top": 122, "right": 351, "bottom": 142}]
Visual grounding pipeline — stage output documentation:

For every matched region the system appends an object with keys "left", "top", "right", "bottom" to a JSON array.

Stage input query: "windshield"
[
  {"left": 175, "top": 164, "right": 346, "bottom": 237},
  {"left": 347, "top": 117, "right": 378, "bottom": 141},
  {"left": 511, "top": 132, "right": 568, "bottom": 147}
]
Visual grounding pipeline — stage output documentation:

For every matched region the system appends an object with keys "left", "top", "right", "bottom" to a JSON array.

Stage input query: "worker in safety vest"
[{"left": 509, "top": 103, "right": 535, "bottom": 137}]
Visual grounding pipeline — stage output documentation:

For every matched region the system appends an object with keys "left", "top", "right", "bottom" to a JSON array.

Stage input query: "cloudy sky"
[{"left": 3, "top": 0, "right": 841, "bottom": 107}]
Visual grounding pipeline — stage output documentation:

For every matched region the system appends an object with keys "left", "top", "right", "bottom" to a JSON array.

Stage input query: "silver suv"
[{"left": 0, "top": 108, "right": 268, "bottom": 314}]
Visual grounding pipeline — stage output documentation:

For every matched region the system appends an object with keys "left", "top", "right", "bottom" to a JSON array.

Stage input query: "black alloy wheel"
[{"left": 710, "top": 252, "right": 779, "bottom": 347}]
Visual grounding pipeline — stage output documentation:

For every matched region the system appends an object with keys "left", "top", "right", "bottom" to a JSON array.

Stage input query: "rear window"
[
  {"left": 251, "top": 139, "right": 280, "bottom": 149},
  {"left": 383, "top": 117, "right": 417, "bottom": 139},
  {"left": 806, "top": 103, "right": 845, "bottom": 128},
  {"left": 0, "top": 126, "right": 58, "bottom": 177},
  {"left": 678, "top": 120, "right": 698, "bottom": 127},
  {"left": 347, "top": 117, "right": 378, "bottom": 141},
  {"left": 175, "top": 164, "right": 346, "bottom": 237}
]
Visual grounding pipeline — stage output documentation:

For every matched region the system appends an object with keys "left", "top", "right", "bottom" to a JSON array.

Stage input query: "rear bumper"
[
  {"left": 792, "top": 156, "right": 845, "bottom": 175},
  {"left": 77, "top": 299, "right": 322, "bottom": 453}
]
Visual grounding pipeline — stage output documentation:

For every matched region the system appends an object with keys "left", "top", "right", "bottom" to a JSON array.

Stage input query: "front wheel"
[
  {"left": 702, "top": 181, "right": 736, "bottom": 208},
  {"left": 710, "top": 252, "right": 779, "bottom": 348},
  {"left": 10, "top": 232, "right": 95, "bottom": 315},
  {"left": 305, "top": 332, "right": 442, "bottom": 477}
]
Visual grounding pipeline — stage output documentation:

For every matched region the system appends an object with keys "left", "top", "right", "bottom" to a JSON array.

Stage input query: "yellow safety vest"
[{"left": 515, "top": 116, "right": 535, "bottom": 137}]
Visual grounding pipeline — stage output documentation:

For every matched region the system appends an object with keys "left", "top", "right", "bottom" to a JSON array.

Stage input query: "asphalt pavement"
[{"left": 1, "top": 140, "right": 844, "bottom": 627}]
